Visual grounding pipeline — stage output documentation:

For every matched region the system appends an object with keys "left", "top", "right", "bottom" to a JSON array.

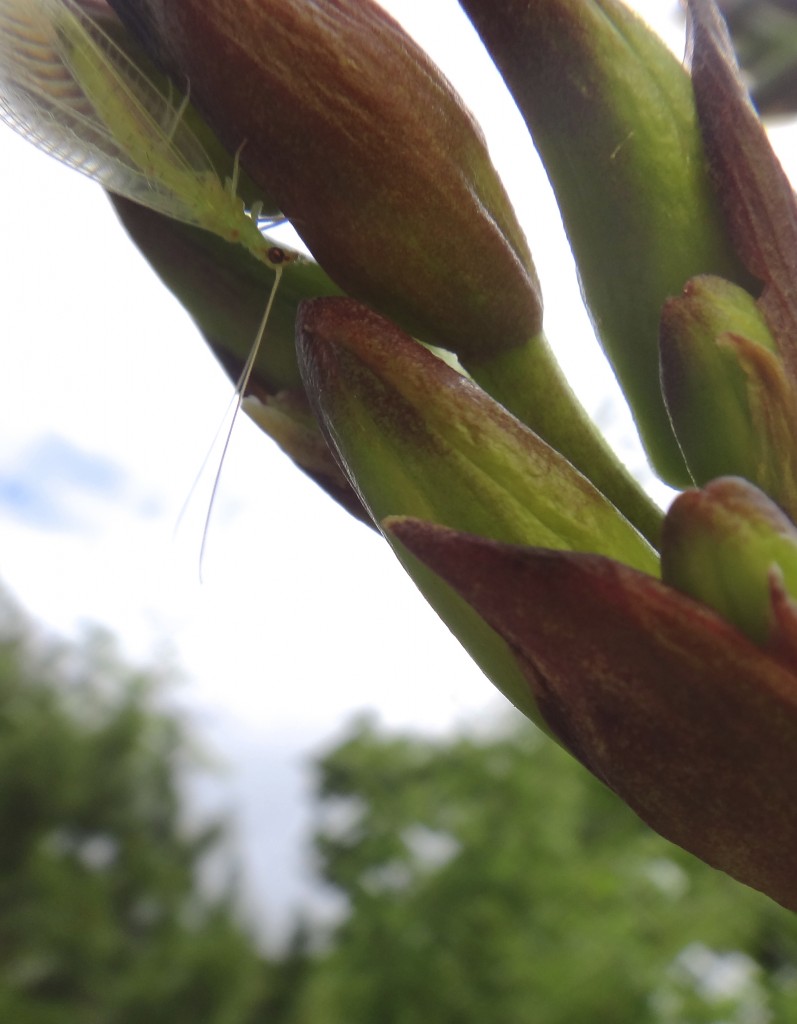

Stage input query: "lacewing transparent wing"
[
  {"left": 0, "top": 0, "right": 301, "bottom": 559},
  {"left": 0, "top": 0, "right": 289, "bottom": 269},
  {"left": 0, "top": 0, "right": 299, "bottom": 393}
]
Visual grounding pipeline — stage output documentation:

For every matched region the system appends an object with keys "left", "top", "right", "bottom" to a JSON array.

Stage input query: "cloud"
[{"left": 0, "top": 434, "right": 126, "bottom": 531}]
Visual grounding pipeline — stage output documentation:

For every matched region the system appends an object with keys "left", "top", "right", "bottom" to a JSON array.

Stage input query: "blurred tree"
[
  {"left": 279, "top": 715, "right": 797, "bottom": 1024},
  {"left": 718, "top": 0, "right": 797, "bottom": 114},
  {"left": 8, "top": 583, "right": 797, "bottom": 1024},
  {"left": 0, "top": 591, "right": 266, "bottom": 1024}
]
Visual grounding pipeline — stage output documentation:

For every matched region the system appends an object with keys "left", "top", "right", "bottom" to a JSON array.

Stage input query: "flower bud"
[
  {"left": 296, "top": 298, "right": 656, "bottom": 571},
  {"left": 108, "top": 0, "right": 542, "bottom": 358},
  {"left": 687, "top": 0, "right": 797, "bottom": 372},
  {"left": 388, "top": 515, "right": 797, "bottom": 910},
  {"left": 660, "top": 274, "right": 797, "bottom": 517},
  {"left": 297, "top": 296, "right": 657, "bottom": 723},
  {"left": 661, "top": 476, "right": 797, "bottom": 645},
  {"left": 459, "top": 0, "right": 751, "bottom": 486}
]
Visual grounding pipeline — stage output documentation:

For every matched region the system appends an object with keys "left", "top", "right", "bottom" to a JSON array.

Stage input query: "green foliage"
[
  {"left": 0, "top": 593, "right": 265, "bottom": 1024},
  {"left": 280, "top": 715, "right": 797, "bottom": 1024},
  {"left": 6, "top": 582, "right": 797, "bottom": 1024},
  {"left": 719, "top": 0, "right": 797, "bottom": 115}
]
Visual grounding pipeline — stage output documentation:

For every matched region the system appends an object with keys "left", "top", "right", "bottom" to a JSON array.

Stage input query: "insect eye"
[{"left": 267, "top": 245, "right": 299, "bottom": 266}]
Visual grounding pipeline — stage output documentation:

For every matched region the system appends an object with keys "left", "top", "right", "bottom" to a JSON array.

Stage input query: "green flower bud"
[
  {"left": 459, "top": 0, "right": 751, "bottom": 486},
  {"left": 661, "top": 476, "right": 797, "bottom": 644},
  {"left": 108, "top": 0, "right": 542, "bottom": 359},
  {"left": 297, "top": 297, "right": 657, "bottom": 723},
  {"left": 460, "top": 336, "right": 664, "bottom": 546},
  {"left": 297, "top": 298, "right": 657, "bottom": 571},
  {"left": 660, "top": 275, "right": 797, "bottom": 516},
  {"left": 687, "top": 0, "right": 797, "bottom": 370}
]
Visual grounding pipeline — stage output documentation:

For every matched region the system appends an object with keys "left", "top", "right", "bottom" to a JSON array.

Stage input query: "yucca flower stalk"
[{"left": 7, "top": 0, "right": 797, "bottom": 909}]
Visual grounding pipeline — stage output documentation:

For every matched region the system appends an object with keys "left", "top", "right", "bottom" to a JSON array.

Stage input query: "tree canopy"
[
  {"left": 4, "top": 587, "right": 797, "bottom": 1023},
  {"left": 287, "top": 715, "right": 797, "bottom": 1024},
  {"left": 0, "top": 593, "right": 265, "bottom": 1023},
  {"left": 720, "top": 0, "right": 797, "bottom": 114}
]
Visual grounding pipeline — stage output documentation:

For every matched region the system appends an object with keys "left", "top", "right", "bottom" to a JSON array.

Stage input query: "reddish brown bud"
[{"left": 108, "top": 0, "right": 542, "bottom": 358}]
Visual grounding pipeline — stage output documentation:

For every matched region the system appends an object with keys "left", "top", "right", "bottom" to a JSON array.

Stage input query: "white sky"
[{"left": 1, "top": 0, "right": 792, "bottom": 944}]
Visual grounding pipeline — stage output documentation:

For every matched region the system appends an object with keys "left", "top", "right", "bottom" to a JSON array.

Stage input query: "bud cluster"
[{"left": 7, "top": 0, "right": 797, "bottom": 908}]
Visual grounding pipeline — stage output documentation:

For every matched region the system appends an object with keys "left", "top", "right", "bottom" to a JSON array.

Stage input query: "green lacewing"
[
  {"left": 0, "top": 0, "right": 291, "bottom": 266},
  {"left": 0, "top": 0, "right": 299, "bottom": 554}
]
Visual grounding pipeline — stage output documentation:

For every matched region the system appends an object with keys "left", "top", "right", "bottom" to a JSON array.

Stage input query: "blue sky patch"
[{"left": 0, "top": 434, "right": 126, "bottom": 530}]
